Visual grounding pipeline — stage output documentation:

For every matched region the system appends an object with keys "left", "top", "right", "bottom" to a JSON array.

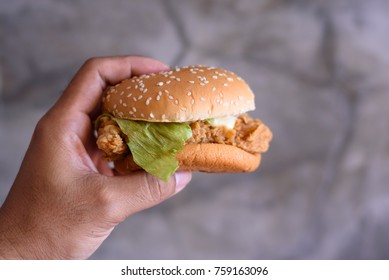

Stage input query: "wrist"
[
  {"left": 0, "top": 208, "right": 24, "bottom": 259},
  {"left": 0, "top": 206, "right": 53, "bottom": 259}
]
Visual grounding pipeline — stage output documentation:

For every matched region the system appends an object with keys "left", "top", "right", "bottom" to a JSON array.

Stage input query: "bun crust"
[
  {"left": 114, "top": 143, "right": 261, "bottom": 174},
  {"left": 102, "top": 65, "right": 255, "bottom": 122}
]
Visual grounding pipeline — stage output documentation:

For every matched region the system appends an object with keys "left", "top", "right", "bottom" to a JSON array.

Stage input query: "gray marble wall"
[{"left": 1, "top": 0, "right": 389, "bottom": 259}]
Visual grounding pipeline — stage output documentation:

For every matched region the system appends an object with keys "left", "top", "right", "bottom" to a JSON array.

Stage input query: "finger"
[
  {"left": 56, "top": 56, "right": 169, "bottom": 115},
  {"left": 100, "top": 171, "right": 192, "bottom": 222},
  {"left": 46, "top": 56, "right": 169, "bottom": 147}
]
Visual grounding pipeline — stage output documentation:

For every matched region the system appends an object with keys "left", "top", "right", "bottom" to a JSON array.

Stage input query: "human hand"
[{"left": 0, "top": 56, "right": 192, "bottom": 259}]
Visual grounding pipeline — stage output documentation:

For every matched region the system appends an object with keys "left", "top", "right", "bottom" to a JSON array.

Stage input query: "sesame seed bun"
[
  {"left": 114, "top": 144, "right": 261, "bottom": 174},
  {"left": 102, "top": 65, "right": 255, "bottom": 122}
]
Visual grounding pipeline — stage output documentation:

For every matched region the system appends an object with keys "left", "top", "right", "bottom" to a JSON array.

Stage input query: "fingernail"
[
  {"left": 160, "top": 62, "right": 170, "bottom": 69},
  {"left": 175, "top": 171, "right": 192, "bottom": 193}
]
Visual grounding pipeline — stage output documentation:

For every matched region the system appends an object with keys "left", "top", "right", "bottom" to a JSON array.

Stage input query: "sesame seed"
[
  {"left": 164, "top": 90, "right": 169, "bottom": 94},
  {"left": 132, "top": 107, "right": 137, "bottom": 112},
  {"left": 170, "top": 76, "right": 176, "bottom": 79},
  {"left": 113, "top": 104, "right": 117, "bottom": 109},
  {"left": 119, "top": 99, "right": 123, "bottom": 104},
  {"left": 190, "top": 99, "right": 195, "bottom": 105},
  {"left": 227, "top": 77, "right": 234, "bottom": 82},
  {"left": 200, "top": 97, "right": 206, "bottom": 101},
  {"left": 143, "top": 88, "right": 148, "bottom": 93},
  {"left": 146, "top": 97, "right": 152, "bottom": 105},
  {"left": 135, "top": 85, "right": 138, "bottom": 89},
  {"left": 123, "top": 103, "right": 127, "bottom": 107},
  {"left": 133, "top": 97, "right": 137, "bottom": 102},
  {"left": 140, "top": 113, "right": 145, "bottom": 117},
  {"left": 187, "top": 91, "right": 192, "bottom": 96},
  {"left": 138, "top": 95, "right": 143, "bottom": 100},
  {"left": 200, "top": 83, "right": 205, "bottom": 86},
  {"left": 156, "top": 95, "right": 161, "bottom": 101},
  {"left": 166, "top": 80, "right": 171, "bottom": 84},
  {"left": 157, "top": 82, "right": 164, "bottom": 86},
  {"left": 168, "top": 95, "right": 174, "bottom": 100},
  {"left": 176, "top": 78, "right": 181, "bottom": 81},
  {"left": 126, "top": 86, "right": 131, "bottom": 90},
  {"left": 174, "top": 100, "right": 179, "bottom": 105},
  {"left": 127, "top": 93, "right": 132, "bottom": 97},
  {"left": 212, "top": 87, "right": 216, "bottom": 92},
  {"left": 158, "top": 91, "right": 162, "bottom": 96},
  {"left": 129, "top": 111, "right": 134, "bottom": 114},
  {"left": 224, "top": 83, "right": 229, "bottom": 86},
  {"left": 150, "top": 112, "right": 155, "bottom": 118},
  {"left": 189, "top": 81, "right": 195, "bottom": 84}
]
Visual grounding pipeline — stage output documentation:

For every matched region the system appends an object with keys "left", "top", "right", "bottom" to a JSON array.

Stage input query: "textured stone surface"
[
  {"left": 1, "top": 0, "right": 389, "bottom": 260},
  {"left": 0, "top": 0, "right": 181, "bottom": 103}
]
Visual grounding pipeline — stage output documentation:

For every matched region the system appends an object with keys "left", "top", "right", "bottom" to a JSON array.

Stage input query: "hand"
[{"left": 0, "top": 56, "right": 192, "bottom": 259}]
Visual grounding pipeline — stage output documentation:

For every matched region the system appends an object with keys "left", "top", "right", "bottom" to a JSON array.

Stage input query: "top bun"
[{"left": 102, "top": 65, "right": 255, "bottom": 122}]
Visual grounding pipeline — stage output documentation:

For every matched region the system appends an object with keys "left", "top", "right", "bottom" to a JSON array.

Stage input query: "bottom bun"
[{"left": 114, "top": 143, "right": 261, "bottom": 174}]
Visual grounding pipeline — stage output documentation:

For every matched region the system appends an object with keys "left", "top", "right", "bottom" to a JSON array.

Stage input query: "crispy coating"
[
  {"left": 96, "top": 116, "right": 128, "bottom": 160},
  {"left": 187, "top": 114, "right": 272, "bottom": 154},
  {"left": 96, "top": 114, "right": 272, "bottom": 160}
]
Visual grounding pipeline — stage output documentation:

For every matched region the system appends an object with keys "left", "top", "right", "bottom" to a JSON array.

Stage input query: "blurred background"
[{"left": 1, "top": 0, "right": 389, "bottom": 259}]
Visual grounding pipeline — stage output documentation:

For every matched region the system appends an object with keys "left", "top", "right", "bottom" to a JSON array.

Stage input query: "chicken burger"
[{"left": 95, "top": 65, "right": 272, "bottom": 181}]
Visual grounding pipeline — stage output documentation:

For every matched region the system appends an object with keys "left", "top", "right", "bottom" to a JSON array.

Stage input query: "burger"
[{"left": 95, "top": 65, "right": 272, "bottom": 181}]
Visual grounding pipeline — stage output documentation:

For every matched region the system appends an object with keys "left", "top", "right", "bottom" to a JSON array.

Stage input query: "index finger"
[{"left": 56, "top": 56, "right": 170, "bottom": 115}]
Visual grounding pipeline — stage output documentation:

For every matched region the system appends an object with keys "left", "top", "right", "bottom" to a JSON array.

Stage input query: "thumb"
[{"left": 101, "top": 171, "right": 192, "bottom": 222}]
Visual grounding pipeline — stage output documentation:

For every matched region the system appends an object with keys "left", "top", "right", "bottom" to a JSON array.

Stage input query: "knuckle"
[
  {"left": 143, "top": 174, "right": 174, "bottom": 203},
  {"left": 87, "top": 176, "right": 117, "bottom": 218},
  {"left": 33, "top": 114, "right": 53, "bottom": 143},
  {"left": 33, "top": 110, "right": 65, "bottom": 145},
  {"left": 83, "top": 57, "right": 103, "bottom": 71},
  {"left": 95, "top": 185, "right": 115, "bottom": 213}
]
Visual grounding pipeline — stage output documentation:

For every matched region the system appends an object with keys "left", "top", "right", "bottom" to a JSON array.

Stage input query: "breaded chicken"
[{"left": 96, "top": 114, "right": 271, "bottom": 161}]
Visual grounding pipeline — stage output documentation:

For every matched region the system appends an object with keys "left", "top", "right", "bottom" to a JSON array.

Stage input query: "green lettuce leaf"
[{"left": 99, "top": 114, "right": 192, "bottom": 182}]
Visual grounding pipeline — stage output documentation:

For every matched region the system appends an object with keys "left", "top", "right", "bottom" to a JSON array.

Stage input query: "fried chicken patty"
[{"left": 96, "top": 114, "right": 272, "bottom": 161}]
